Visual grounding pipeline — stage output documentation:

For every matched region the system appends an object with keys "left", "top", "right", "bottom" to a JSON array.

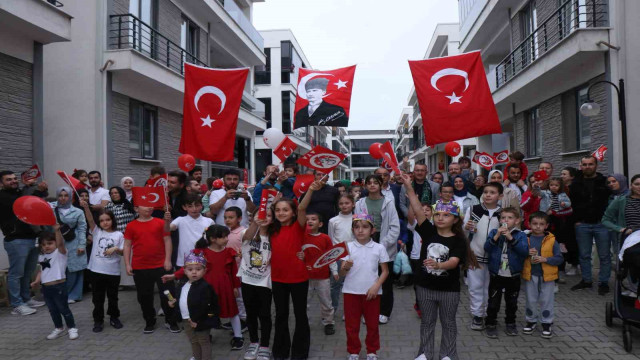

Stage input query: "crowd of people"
[{"left": 1, "top": 150, "right": 639, "bottom": 360}]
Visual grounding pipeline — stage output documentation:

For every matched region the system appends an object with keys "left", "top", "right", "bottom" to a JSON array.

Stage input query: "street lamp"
[{"left": 579, "top": 79, "right": 628, "bottom": 179}]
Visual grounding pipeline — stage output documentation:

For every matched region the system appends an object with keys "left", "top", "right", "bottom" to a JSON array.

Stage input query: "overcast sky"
[{"left": 253, "top": 0, "right": 460, "bottom": 130}]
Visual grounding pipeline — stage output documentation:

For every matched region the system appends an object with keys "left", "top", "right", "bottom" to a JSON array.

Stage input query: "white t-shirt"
[
  {"left": 39, "top": 249, "right": 67, "bottom": 284},
  {"left": 172, "top": 215, "right": 215, "bottom": 266},
  {"left": 88, "top": 227, "right": 125, "bottom": 276},
  {"left": 89, "top": 187, "right": 111, "bottom": 206},
  {"left": 238, "top": 234, "right": 272, "bottom": 289},
  {"left": 328, "top": 213, "right": 354, "bottom": 245},
  {"left": 342, "top": 240, "right": 389, "bottom": 295},
  {"left": 407, "top": 220, "right": 423, "bottom": 260},
  {"left": 209, "top": 188, "right": 250, "bottom": 227},
  {"left": 179, "top": 282, "right": 191, "bottom": 320},
  {"left": 506, "top": 183, "right": 527, "bottom": 201}
]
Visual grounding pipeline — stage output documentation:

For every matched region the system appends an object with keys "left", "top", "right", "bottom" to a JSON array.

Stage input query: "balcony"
[
  {"left": 0, "top": 0, "right": 72, "bottom": 44},
  {"left": 221, "top": 0, "right": 263, "bottom": 50}
]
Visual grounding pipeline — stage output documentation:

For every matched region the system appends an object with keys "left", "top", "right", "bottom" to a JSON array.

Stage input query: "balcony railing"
[
  {"left": 45, "top": 0, "right": 64, "bottom": 7},
  {"left": 222, "top": 0, "right": 264, "bottom": 49},
  {"left": 108, "top": 14, "right": 206, "bottom": 75},
  {"left": 496, "top": 0, "right": 608, "bottom": 88}
]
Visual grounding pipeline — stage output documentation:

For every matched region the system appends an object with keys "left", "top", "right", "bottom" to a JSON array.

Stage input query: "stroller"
[{"left": 605, "top": 232, "right": 640, "bottom": 352}]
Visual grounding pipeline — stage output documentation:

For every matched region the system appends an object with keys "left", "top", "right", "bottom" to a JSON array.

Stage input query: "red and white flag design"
[
  {"left": 56, "top": 171, "right": 87, "bottom": 191},
  {"left": 493, "top": 150, "right": 510, "bottom": 164},
  {"left": 273, "top": 136, "right": 298, "bottom": 162},
  {"left": 409, "top": 52, "right": 502, "bottom": 146},
  {"left": 297, "top": 146, "right": 346, "bottom": 174},
  {"left": 313, "top": 242, "right": 349, "bottom": 269},
  {"left": 592, "top": 144, "right": 608, "bottom": 162},
  {"left": 293, "top": 174, "right": 315, "bottom": 198},
  {"left": 379, "top": 141, "right": 400, "bottom": 174},
  {"left": 21, "top": 164, "right": 41, "bottom": 183},
  {"left": 257, "top": 189, "right": 278, "bottom": 220},
  {"left": 132, "top": 186, "right": 167, "bottom": 208},
  {"left": 472, "top": 152, "right": 496, "bottom": 170},
  {"left": 180, "top": 63, "right": 249, "bottom": 161},
  {"left": 145, "top": 174, "right": 168, "bottom": 188}
]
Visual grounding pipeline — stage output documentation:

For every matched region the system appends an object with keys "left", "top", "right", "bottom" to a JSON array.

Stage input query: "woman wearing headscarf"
[
  {"left": 120, "top": 177, "right": 135, "bottom": 202},
  {"left": 486, "top": 170, "right": 520, "bottom": 213},
  {"left": 52, "top": 186, "right": 88, "bottom": 303},
  {"left": 607, "top": 174, "right": 629, "bottom": 204},
  {"left": 452, "top": 175, "right": 479, "bottom": 215},
  {"left": 105, "top": 186, "right": 135, "bottom": 233}
]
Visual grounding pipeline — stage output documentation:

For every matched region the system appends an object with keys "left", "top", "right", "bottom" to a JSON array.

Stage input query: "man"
[
  {"left": 209, "top": 169, "right": 255, "bottom": 227},
  {"left": 304, "top": 171, "right": 340, "bottom": 234},
  {"left": 538, "top": 162, "right": 553, "bottom": 177},
  {"left": 399, "top": 163, "right": 440, "bottom": 218},
  {"left": 167, "top": 171, "right": 188, "bottom": 268},
  {"left": 504, "top": 164, "right": 528, "bottom": 201},
  {"left": 88, "top": 171, "right": 110, "bottom": 211},
  {"left": 189, "top": 165, "right": 208, "bottom": 193},
  {"left": 569, "top": 156, "right": 611, "bottom": 295},
  {"left": 294, "top": 77, "right": 348, "bottom": 128},
  {"left": 0, "top": 171, "right": 47, "bottom": 315},
  {"left": 448, "top": 162, "right": 462, "bottom": 180},
  {"left": 185, "top": 176, "right": 202, "bottom": 196}
]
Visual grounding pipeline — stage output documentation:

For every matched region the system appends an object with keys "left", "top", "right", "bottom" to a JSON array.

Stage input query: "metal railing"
[
  {"left": 45, "top": 0, "right": 64, "bottom": 7},
  {"left": 222, "top": 0, "right": 264, "bottom": 49},
  {"left": 496, "top": 0, "right": 608, "bottom": 88},
  {"left": 108, "top": 14, "right": 206, "bottom": 75}
]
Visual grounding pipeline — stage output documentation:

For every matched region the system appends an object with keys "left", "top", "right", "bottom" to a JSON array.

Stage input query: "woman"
[
  {"left": 452, "top": 175, "right": 479, "bottom": 215},
  {"left": 607, "top": 174, "right": 629, "bottom": 204},
  {"left": 105, "top": 186, "right": 136, "bottom": 233},
  {"left": 52, "top": 187, "right": 88, "bottom": 303},
  {"left": 431, "top": 172, "right": 444, "bottom": 185},
  {"left": 487, "top": 170, "right": 520, "bottom": 213},
  {"left": 120, "top": 177, "right": 135, "bottom": 202},
  {"left": 561, "top": 167, "right": 577, "bottom": 195},
  {"left": 470, "top": 175, "right": 486, "bottom": 199}
]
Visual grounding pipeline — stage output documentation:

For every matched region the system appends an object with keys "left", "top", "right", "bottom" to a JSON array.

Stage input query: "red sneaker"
[{"left": 635, "top": 299, "right": 640, "bottom": 310}]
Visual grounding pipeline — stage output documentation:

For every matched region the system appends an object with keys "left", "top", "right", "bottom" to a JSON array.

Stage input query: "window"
[
  {"left": 129, "top": 100, "right": 158, "bottom": 159},
  {"left": 256, "top": 98, "right": 271, "bottom": 135},
  {"left": 181, "top": 16, "right": 199, "bottom": 65},
  {"left": 525, "top": 107, "right": 542, "bottom": 157},
  {"left": 351, "top": 155, "right": 380, "bottom": 168},
  {"left": 254, "top": 48, "right": 271, "bottom": 85},
  {"left": 576, "top": 86, "right": 591, "bottom": 150},
  {"left": 350, "top": 139, "right": 379, "bottom": 152},
  {"left": 210, "top": 136, "right": 251, "bottom": 176},
  {"left": 520, "top": 1, "right": 538, "bottom": 64},
  {"left": 129, "top": 0, "right": 157, "bottom": 57},
  {"left": 281, "top": 91, "right": 294, "bottom": 134},
  {"left": 281, "top": 41, "right": 292, "bottom": 83}
]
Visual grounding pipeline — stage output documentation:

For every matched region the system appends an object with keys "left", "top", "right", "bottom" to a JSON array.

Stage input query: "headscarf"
[
  {"left": 56, "top": 186, "right": 73, "bottom": 209},
  {"left": 109, "top": 186, "right": 135, "bottom": 213},
  {"left": 608, "top": 173, "right": 629, "bottom": 196},
  {"left": 488, "top": 170, "right": 503, "bottom": 183},
  {"left": 120, "top": 176, "right": 134, "bottom": 200},
  {"left": 452, "top": 175, "right": 468, "bottom": 197}
]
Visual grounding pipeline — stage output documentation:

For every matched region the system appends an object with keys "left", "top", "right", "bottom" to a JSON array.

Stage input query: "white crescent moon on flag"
[
  {"left": 301, "top": 244, "right": 320, "bottom": 251},
  {"left": 148, "top": 193, "right": 160, "bottom": 203},
  {"left": 430, "top": 68, "right": 470, "bottom": 93},
  {"left": 297, "top": 73, "right": 334, "bottom": 100},
  {"left": 194, "top": 86, "right": 227, "bottom": 114}
]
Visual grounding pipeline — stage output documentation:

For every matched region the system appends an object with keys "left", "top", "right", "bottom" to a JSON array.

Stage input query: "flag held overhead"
[{"left": 297, "top": 146, "right": 347, "bottom": 174}]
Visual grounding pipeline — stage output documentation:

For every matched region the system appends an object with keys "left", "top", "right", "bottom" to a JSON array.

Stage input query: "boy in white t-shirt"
[
  {"left": 406, "top": 201, "right": 433, "bottom": 318},
  {"left": 340, "top": 213, "right": 389, "bottom": 360},
  {"left": 165, "top": 194, "right": 214, "bottom": 269}
]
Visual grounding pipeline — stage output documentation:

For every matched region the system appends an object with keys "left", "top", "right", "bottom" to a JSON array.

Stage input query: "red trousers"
[{"left": 344, "top": 293, "right": 380, "bottom": 355}]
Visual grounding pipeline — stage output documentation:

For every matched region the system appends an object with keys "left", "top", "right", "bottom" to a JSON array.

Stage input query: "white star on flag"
[
  {"left": 141, "top": 195, "right": 147, "bottom": 200},
  {"left": 445, "top": 92, "right": 463, "bottom": 104},
  {"left": 334, "top": 79, "right": 348, "bottom": 89},
  {"left": 282, "top": 146, "right": 287, "bottom": 150},
  {"left": 201, "top": 115, "right": 215, "bottom": 127}
]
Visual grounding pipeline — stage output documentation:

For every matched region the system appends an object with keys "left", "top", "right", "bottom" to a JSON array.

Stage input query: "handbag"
[{"left": 54, "top": 207, "right": 76, "bottom": 242}]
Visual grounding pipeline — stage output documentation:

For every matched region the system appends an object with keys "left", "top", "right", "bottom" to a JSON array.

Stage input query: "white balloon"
[{"left": 263, "top": 128, "right": 286, "bottom": 149}]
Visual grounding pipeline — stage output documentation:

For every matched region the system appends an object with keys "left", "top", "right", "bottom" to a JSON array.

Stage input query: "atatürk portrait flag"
[
  {"left": 293, "top": 65, "right": 356, "bottom": 129},
  {"left": 409, "top": 51, "right": 502, "bottom": 146}
]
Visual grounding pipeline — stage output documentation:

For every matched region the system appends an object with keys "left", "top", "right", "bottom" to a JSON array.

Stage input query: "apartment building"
[
  {"left": 459, "top": 0, "right": 640, "bottom": 176},
  {"left": 347, "top": 129, "right": 396, "bottom": 180},
  {"left": 39, "top": 0, "right": 267, "bottom": 187},
  {"left": 0, "top": 0, "right": 72, "bottom": 175}
]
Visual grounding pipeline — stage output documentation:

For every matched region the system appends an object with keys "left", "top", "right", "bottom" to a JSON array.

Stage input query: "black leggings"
[
  {"left": 242, "top": 282, "right": 272, "bottom": 347},
  {"left": 272, "top": 281, "right": 310, "bottom": 359}
]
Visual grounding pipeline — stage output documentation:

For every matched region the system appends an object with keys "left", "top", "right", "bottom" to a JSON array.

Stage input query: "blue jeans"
[
  {"left": 575, "top": 223, "right": 611, "bottom": 285},
  {"left": 330, "top": 259, "right": 345, "bottom": 310},
  {"left": 3, "top": 239, "right": 38, "bottom": 307},
  {"left": 42, "top": 282, "right": 76, "bottom": 329},
  {"left": 66, "top": 269, "right": 84, "bottom": 301}
]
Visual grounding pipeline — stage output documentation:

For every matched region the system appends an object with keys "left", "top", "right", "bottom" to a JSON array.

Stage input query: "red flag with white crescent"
[
  {"left": 592, "top": 144, "right": 608, "bottom": 162},
  {"left": 273, "top": 136, "right": 298, "bottom": 162},
  {"left": 56, "top": 171, "right": 87, "bottom": 191},
  {"left": 293, "top": 174, "right": 315, "bottom": 198},
  {"left": 132, "top": 186, "right": 167, "bottom": 208},
  {"left": 379, "top": 141, "right": 400, "bottom": 174},
  {"left": 21, "top": 164, "right": 41, "bottom": 183},
  {"left": 297, "top": 146, "right": 346, "bottom": 174},
  {"left": 312, "top": 242, "right": 349, "bottom": 269},
  {"left": 145, "top": 174, "right": 168, "bottom": 188},
  {"left": 493, "top": 150, "right": 509, "bottom": 164}
]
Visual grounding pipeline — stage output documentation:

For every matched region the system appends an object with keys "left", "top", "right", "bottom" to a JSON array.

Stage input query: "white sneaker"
[
  {"left": 565, "top": 268, "right": 577, "bottom": 276},
  {"left": 46, "top": 328, "right": 65, "bottom": 340},
  {"left": 244, "top": 342, "right": 259, "bottom": 360},
  {"left": 157, "top": 308, "right": 164, "bottom": 316},
  {"left": 68, "top": 328, "right": 79, "bottom": 340},
  {"left": 11, "top": 304, "right": 36, "bottom": 316},
  {"left": 348, "top": 355, "right": 359, "bottom": 360},
  {"left": 415, "top": 354, "right": 427, "bottom": 360},
  {"left": 26, "top": 298, "right": 45, "bottom": 308},
  {"left": 554, "top": 284, "right": 559, "bottom": 294},
  {"left": 378, "top": 315, "right": 388, "bottom": 324},
  {"left": 366, "top": 354, "right": 378, "bottom": 360},
  {"left": 67, "top": 299, "right": 76, "bottom": 304}
]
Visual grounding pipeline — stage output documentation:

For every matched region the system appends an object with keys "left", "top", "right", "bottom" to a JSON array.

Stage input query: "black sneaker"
[
  {"left": 541, "top": 323, "right": 552, "bottom": 339},
  {"left": 110, "top": 317, "right": 123, "bottom": 329},
  {"left": 143, "top": 324, "right": 155, "bottom": 334},
  {"left": 221, "top": 322, "right": 232, "bottom": 330},
  {"left": 324, "top": 324, "right": 336, "bottom": 335},
  {"left": 165, "top": 322, "right": 181, "bottom": 333},
  {"left": 570, "top": 281, "right": 593, "bottom": 291},
  {"left": 230, "top": 336, "right": 244, "bottom": 350},
  {"left": 470, "top": 316, "right": 485, "bottom": 331},
  {"left": 485, "top": 325, "right": 498, "bottom": 339},
  {"left": 522, "top": 322, "right": 536, "bottom": 335},
  {"left": 92, "top": 322, "right": 104, "bottom": 333},
  {"left": 240, "top": 319, "right": 248, "bottom": 333},
  {"left": 598, "top": 284, "right": 610, "bottom": 295},
  {"left": 505, "top": 323, "right": 518, "bottom": 336}
]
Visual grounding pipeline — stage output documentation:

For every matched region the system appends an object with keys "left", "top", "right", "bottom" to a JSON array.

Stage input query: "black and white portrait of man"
[{"left": 294, "top": 77, "right": 348, "bottom": 128}]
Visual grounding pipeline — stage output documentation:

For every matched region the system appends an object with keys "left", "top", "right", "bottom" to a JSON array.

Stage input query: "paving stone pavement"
[{"left": 0, "top": 275, "right": 639, "bottom": 360}]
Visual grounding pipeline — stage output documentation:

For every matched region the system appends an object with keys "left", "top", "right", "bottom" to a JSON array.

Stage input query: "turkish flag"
[
  {"left": 56, "top": 171, "right": 86, "bottom": 191},
  {"left": 409, "top": 51, "right": 502, "bottom": 146},
  {"left": 145, "top": 174, "right": 168, "bottom": 187},
  {"left": 297, "top": 146, "right": 346, "bottom": 174},
  {"left": 21, "top": 164, "right": 41, "bottom": 183},
  {"left": 257, "top": 189, "right": 278, "bottom": 220},
  {"left": 592, "top": 144, "right": 608, "bottom": 162},
  {"left": 312, "top": 242, "right": 349, "bottom": 269},
  {"left": 273, "top": 136, "right": 298, "bottom": 162},
  {"left": 379, "top": 141, "right": 400, "bottom": 174},
  {"left": 293, "top": 174, "right": 315, "bottom": 198},
  {"left": 493, "top": 150, "right": 509, "bottom": 163},
  {"left": 132, "top": 186, "right": 167, "bottom": 208},
  {"left": 180, "top": 63, "right": 249, "bottom": 161},
  {"left": 293, "top": 65, "right": 356, "bottom": 129},
  {"left": 472, "top": 152, "right": 496, "bottom": 170}
]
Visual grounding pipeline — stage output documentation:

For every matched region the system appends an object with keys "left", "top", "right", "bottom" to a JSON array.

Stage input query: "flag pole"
[{"left": 163, "top": 183, "right": 169, "bottom": 212}]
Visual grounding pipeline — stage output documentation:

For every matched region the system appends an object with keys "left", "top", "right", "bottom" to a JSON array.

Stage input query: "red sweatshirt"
[{"left": 303, "top": 232, "right": 335, "bottom": 280}]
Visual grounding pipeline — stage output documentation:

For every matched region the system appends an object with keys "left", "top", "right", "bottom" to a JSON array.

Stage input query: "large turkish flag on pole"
[
  {"left": 180, "top": 63, "right": 249, "bottom": 161},
  {"left": 409, "top": 51, "right": 501, "bottom": 146}
]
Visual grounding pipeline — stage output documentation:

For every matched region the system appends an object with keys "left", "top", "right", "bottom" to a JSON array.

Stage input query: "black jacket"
[
  {"left": 569, "top": 171, "right": 610, "bottom": 224},
  {"left": 185, "top": 278, "right": 221, "bottom": 331},
  {"left": 294, "top": 101, "right": 348, "bottom": 128},
  {"left": 304, "top": 185, "right": 340, "bottom": 234},
  {"left": 0, "top": 187, "right": 46, "bottom": 241}
]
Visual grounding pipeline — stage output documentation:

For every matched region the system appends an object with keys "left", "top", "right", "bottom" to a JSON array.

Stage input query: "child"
[
  {"left": 224, "top": 206, "right": 247, "bottom": 327},
  {"left": 240, "top": 211, "right": 274, "bottom": 360},
  {"left": 123, "top": 205, "right": 179, "bottom": 334},
  {"left": 439, "top": 182, "right": 454, "bottom": 203},
  {"left": 521, "top": 175, "right": 543, "bottom": 230},
  {"left": 464, "top": 182, "right": 504, "bottom": 331},
  {"left": 402, "top": 173, "right": 473, "bottom": 360},
  {"left": 340, "top": 213, "right": 389, "bottom": 360},
  {"left": 268, "top": 179, "right": 319, "bottom": 360},
  {"left": 350, "top": 185, "right": 362, "bottom": 202},
  {"left": 502, "top": 151, "right": 528, "bottom": 186},
  {"left": 303, "top": 212, "right": 338, "bottom": 335},
  {"left": 31, "top": 226, "right": 79, "bottom": 340},
  {"left": 540, "top": 177, "right": 573, "bottom": 280},
  {"left": 166, "top": 194, "right": 214, "bottom": 269},
  {"left": 458, "top": 156, "right": 476, "bottom": 182},
  {"left": 80, "top": 202, "right": 125, "bottom": 332},
  {"left": 406, "top": 201, "right": 433, "bottom": 318},
  {"left": 328, "top": 194, "right": 355, "bottom": 311},
  {"left": 164, "top": 225, "right": 244, "bottom": 350},
  {"left": 168, "top": 251, "right": 220, "bottom": 360},
  {"left": 280, "top": 164, "right": 298, "bottom": 199},
  {"left": 522, "top": 212, "right": 564, "bottom": 338},
  {"left": 483, "top": 207, "right": 529, "bottom": 338}
]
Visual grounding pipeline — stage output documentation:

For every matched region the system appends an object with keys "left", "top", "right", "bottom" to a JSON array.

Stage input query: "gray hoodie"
[{"left": 355, "top": 195, "right": 400, "bottom": 261}]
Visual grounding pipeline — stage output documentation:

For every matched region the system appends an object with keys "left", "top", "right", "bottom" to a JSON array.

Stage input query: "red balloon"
[
  {"left": 369, "top": 143, "right": 384, "bottom": 159},
  {"left": 178, "top": 154, "right": 196, "bottom": 172},
  {"left": 445, "top": 142, "right": 461, "bottom": 157},
  {"left": 212, "top": 179, "right": 224, "bottom": 189},
  {"left": 12, "top": 196, "right": 56, "bottom": 226}
]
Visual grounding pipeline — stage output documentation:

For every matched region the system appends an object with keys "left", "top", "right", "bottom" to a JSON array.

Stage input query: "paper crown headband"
[
  {"left": 433, "top": 200, "right": 461, "bottom": 217},
  {"left": 184, "top": 250, "right": 206, "bottom": 267},
  {"left": 353, "top": 213, "right": 374, "bottom": 226}
]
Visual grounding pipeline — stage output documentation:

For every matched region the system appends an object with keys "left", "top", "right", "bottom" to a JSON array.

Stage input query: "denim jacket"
[
  {"left": 539, "top": 190, "right": 572, "bottom": 216},
  {"left": 484, "top": 229, "right": 529, "bottom": 276}
]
